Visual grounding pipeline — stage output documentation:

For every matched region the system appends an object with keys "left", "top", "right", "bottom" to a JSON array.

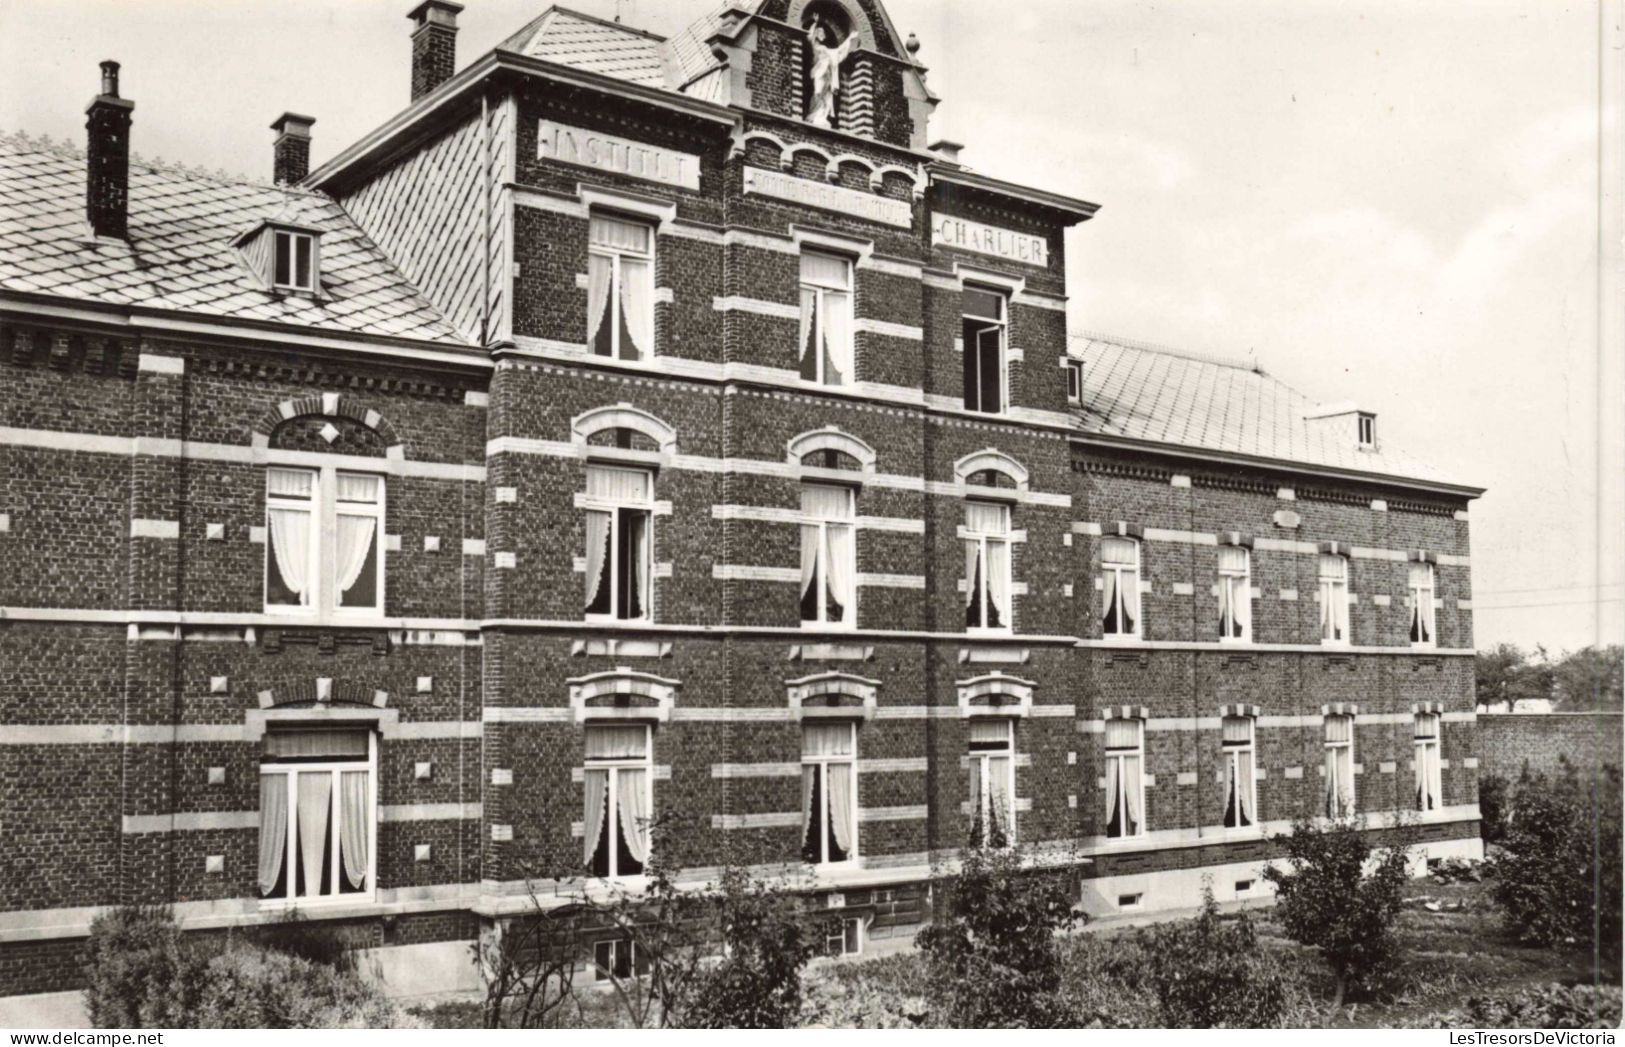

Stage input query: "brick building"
[{"left": 0, "top": 0, "right": 1485, "bottom": 1006}]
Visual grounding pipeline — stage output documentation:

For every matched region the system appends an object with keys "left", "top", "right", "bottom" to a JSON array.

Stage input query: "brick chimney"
[
  {"left": 408, "top": 1, "right": 462, "bottom": 102},
  {"left": 270, "top": 113, "right": 315, "bottom": 185},
  {"left": 85, "top": 60, "right": 134, "bottom": 239}
]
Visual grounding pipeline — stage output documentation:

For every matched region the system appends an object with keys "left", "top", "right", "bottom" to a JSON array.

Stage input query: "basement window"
[
  {"left": 272, "top": 229, "right": 318, "bottom": 292},
  {"left": 1117, "top": 892, "right": 1143, "bottom": 910}
]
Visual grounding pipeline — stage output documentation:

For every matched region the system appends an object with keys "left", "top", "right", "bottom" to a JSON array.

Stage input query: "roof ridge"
[
  {"left": 0, "top": 127, "right": 331, "bottom": 199},
  {"left": 1072, "top": 330, "right": 1266, "bottom": 376}
]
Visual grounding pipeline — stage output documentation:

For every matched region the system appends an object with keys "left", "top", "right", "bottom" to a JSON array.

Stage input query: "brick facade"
[
  {"left": 0, "top": 0, "right": 1483, "bottom": 1002},
  {"left": 1478, "top": 713, "right": 1623, "bottom": 780}
]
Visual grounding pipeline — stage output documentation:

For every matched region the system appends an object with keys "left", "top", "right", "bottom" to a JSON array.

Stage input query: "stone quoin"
[{"left": 0, "top": 0, "right": 1485, "bottom": 1009}]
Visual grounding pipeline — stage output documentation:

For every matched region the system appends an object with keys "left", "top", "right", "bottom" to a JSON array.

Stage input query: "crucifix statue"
[{"left": 805, "top": 12, "right": 858, "bottom": 129}]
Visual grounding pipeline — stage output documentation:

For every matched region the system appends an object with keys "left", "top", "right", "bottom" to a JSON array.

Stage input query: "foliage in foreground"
[
  {"left": 1263, "top": 817, "right": 1411, "bottom": 1008},
  {"left": 1487, "top": 760, "right": 1623, "bottom": 962},
  {"left": 915, "top": 846, "right": 1083, "bottom": 1028},
  {"left": 83, "top": 906, "right": 410, "bottom": 1029},
  {"left": 1414, "top": 984, "right": 1624, "bottom": 1030}
]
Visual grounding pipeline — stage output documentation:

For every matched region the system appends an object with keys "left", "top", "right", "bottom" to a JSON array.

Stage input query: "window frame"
[
  {"left": 1103, "top": 718, "right": 1146, "bottom": 841},
  {"left": 800, "top": 482, "right": 857, "bottom": 628},
  {"left": 592, "top": 938, "right": 644, "bottom": 982},
  {"left": 585, "top": 723, "right": 654, "bottom": 881},
  {"left": 1409, "top": 562, "right": 1438, "bottom": 648},
  {"left": 1413, "top": 713, "right": 1442, "bottom": 813},
  {"left": 1217, "top": 546, "right": 1252, "bottom": 643},
  {"left": 1357, "top": 412, "right": 1376, "bottom": 449},
  {"left": 1324, "top": 714, "right": 1356, "bottom": 818},
  {"left": 1318, "top": 553, "right": 1351, "bottom": 646},
  {"left": 963, "top": 499, "right": 1014, "bottom": 636},
  {"left": 961, "top": 284, "right": 1008, "bottom": 415},
  {"left": 587, "top": 213, "right": 656, "bottom": 361},
  {"left": 1065, "top": 359, "right": 1084, "bottom": 405},
  {"left": 798, "top": 250, "right": 855, "bottom": 387},
  {"left": 824, "top": 915, "right": 864, "bottom": 957},
  {"left": 271, "top": 229, "right": 318, "bottom": 293},
  {"left": 1101, "top": 536, "right": 1143, "bottom": 642},
  {"left": 1221, "top": 716, "right": 1258, "bottom": 831},
  {"left": 263, "top": 465, "right": 386, "bottom": 618},
  {"left": 257, "top": 730, "right": 377, "bottom": 908},
  {"left": 582, "top": 464, "right": 655, "bottom": 623},
  {"left": 968, "top": 717, "right": 1017, "bottom": 847},
  {"left": 801, "top": 721, "right": 859, "bottom": 868}
]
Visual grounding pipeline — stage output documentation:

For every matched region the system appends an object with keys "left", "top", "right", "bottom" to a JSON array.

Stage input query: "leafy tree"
[
  {"left": 915, "top": 846, "right": 1082, "bottom": 1027},
  {"left": 1262, "top": 818, "right": 1411, "bottom": 1009},
  {"left": 1475, "top": 642, "right": 1552, "bottom": 711},
  {"left": 681, "top": 866, "right": 819, "bottom": 1028},
  {"left": 1131, "top": 888, "right": 1296, "bottom": 1027},
  {"left": 1487, "top": 759, "right": 1623, "bottom": 962},
  {"left": 1551, "top": 645, "right": 1624, "bottom": 712}
]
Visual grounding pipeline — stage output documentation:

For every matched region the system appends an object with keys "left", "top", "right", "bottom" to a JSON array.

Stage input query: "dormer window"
[
  {"left": 1357, "top": 412, "right": 1376, "bottom": 449},
  {"left": 1066, "top": 359, "right": 1084, "bottom": 405},
  {"left": 273, "top": 229, "right": 318, "bottom": 292}
]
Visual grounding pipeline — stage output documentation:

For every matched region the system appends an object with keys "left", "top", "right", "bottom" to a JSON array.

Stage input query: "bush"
[
  {"left": 915, "top": 847, "right": 1082, "bottom": 1027},
  {"left": 249, "top": 911, "right": 360, "bottom": 973},
  {"left": 1131, "top": 889, "right": 1299, "bottom": 1027},
  {"left": 1263, "top": 818, "right": 1411, "bottom": 1008},
  {"left": 83, "top": 906, "right": 411, "bottom": 1029},
  {"left": 1487, "top": 760, "right": 1623, "bottom": 961},
  {"left": 681, "top": 867, "right": 819, "bottom": 1029},
  {"left": 798, "top": 955, "right": 930, "bottom": 1029},
  {"left": 1478, "top": 774, "right": 1511, "bottom": 846},
  {"left": 1417, "top": 984, "right": 1624, "bottom": 1029}
]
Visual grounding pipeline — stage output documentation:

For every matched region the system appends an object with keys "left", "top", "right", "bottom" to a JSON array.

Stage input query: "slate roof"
[
  {"left": 0, "top": 132, "right": 465, "bottom": 344},
  {"left": 1071, "top": 334, "right": 1461, "bottom": 488},
  {"left": 499, "top": 5, "right": 763, "bottom": 97}
]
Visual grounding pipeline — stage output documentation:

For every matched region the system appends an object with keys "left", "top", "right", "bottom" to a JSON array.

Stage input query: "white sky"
[{"left": 1, "top": 0, "right": 1618, "bottom": 654}]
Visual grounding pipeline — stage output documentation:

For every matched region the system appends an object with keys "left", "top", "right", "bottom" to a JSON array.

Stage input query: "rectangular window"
[
  {"left": 1218, "top": 546, "right": 1251, "bottom": 642},
  {"left": 258, "top": 729, "right": 374, "bottom": 903},
  {"left": 799, "top": 252, "right": 854, "bottom": 385},
  {"left": 801, "top": 722, "right": 857, "bottom": 865},
  {"left": 1413, "top": 714, "right": 1441, "bottom": 812},
  {"left": 272, "top": 230, "right": 316, "bottom": 291},
  {"left": 968, "top": 718, "right": 1015, "bottom": 847},
  {"left": 800, "top": 484, "right": 855, "bottom": 627},
  {"left": 1066, "top": 359, "right": 1084, "bottom": 405},
  {"left": 1318, "top": 554, "right": 1350, "bottom": 644},
  {"left": 585, "top": 725, "right": 651, "bottom": 879},
  {"left": 963, "top": 501, "right": 1012, "bottom": 632},
  {"left": 1357, "top": 412, "right": 1376, "bottom": 448},
  {"left": 592, "top": 939, "right": 645, "bottom": 981},
  {"left": 825, "top": 916, "right": 863, "bottom": 957},
  {"left": 961, "top": 286, "right": 1006, "bottom": 413},
  {"left": 1324, "top": 715, "right": 1355, "bottom": 818},
  {"left": 583, "top": 465, "right": 652, "bottom": 621},
  {"left": 1103, "top": 718, "right": 1144, "bottom": 839},
  {"left": 1221, "top": 716, "right": 1256, "bottom": 829},
  {"left": 588, "top": 215, "right": 655, "bottom": 360},
  {"left": 1101, "top": 536, "right": 1141, "bottom": 639},
  {"left": 1408, "top": 562, "right": 1436, "bottom": 647},
  {"left": 265, "top": 467, "right": 384, "bottom": 616}
]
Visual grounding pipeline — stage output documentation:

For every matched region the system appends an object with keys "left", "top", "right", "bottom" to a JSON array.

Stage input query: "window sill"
[
  {"left": 965, "top": 627, "right": 1014, "bottom": 638},
  {"left": 584, "top": 615, "right": 653, "bottom": 626},
  {"left": 1099, "top": 634, "right": 1144, "bottom": 645},
  {"left": 258, "top": 893, "right": 376, "bottom": 912},
  {"left": 1100, "top": 834, "right": 1148, "bottom": 847}
]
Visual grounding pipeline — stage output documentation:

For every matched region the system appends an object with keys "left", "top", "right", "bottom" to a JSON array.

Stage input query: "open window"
[
  {"left": 962, "top": 286, "right": 1006, "bottom": 413},
  {"left": 258, "top": 728, "right": 375, "bottom": 903},
  {"left": 582, "top": 464, "right": 652, "bottom": 621}
]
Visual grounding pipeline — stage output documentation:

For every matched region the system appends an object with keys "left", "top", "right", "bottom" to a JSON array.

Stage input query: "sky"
[{"left": 1, "top": 0, "right": 1618, "bottom": 654}]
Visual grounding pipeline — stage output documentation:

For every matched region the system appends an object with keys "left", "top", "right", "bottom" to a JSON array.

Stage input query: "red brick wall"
[{"left": 1477, "top": 713, "right": 1623, "bottom": 780}]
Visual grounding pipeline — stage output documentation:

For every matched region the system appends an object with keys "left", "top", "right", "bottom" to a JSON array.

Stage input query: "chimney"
[
  {"left": 408, "top": 1, "right": 463, "bottom": 102},
  {"left": 928, "top": 139, "right": 963, "bottom": 165},
  {"left": 270, "top": 113, "right": 316, "bottom": 185},
  {"left": 85, "top": 60, "right": 134, "bottom": 239}
]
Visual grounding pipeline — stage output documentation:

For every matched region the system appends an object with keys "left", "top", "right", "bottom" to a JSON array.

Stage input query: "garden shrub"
[
  {"left": 915, "top": 847, "right": 1082, "bottom": 1027},
  {"left": 1417, "top": 984, "right": 1623, "bottom": 1029},
  {"left": 188, "top": 947, "right": 408, "bottom": 1028},
  {"left": 1131, "top": 889, "right": 1299, "bottom": 1027},
  {"left": 1488, "top": 760, "right": 1623, "bottom": 961},
  {"left": 681, "top": 867, "right": 818, "bottom": 1029},
  {"left": 1478, "top": 774, "right": 1511, "bottom": 846},
  {"left": 1263, "top": 818, "right": 1411, "bottom": 1008},
  {"left": 83, "top": 906, "right": 210, "bottom": 1029},
  {"left": 798, "top": 955, "right": 929, "bottom": 1029},
  {"left": 249, "top": 911, "right": 360, "bottom": 972}
]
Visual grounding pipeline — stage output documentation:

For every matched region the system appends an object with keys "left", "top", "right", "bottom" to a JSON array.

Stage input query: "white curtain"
[
  {"left": 296, "top": 772, "right": 332, "bottom": 895},
  {"left": 584, "top": 768, "right": 608, "bottom": 865},
  {"left": 619, "top": 255, "right": 652, "bottom": 360},
  {"left": 799, "top": 288, "right": 819, "bottom": 381},
  {"left": 587, "top": 465, "right": 650, "bottom": 503},
  {"left": 339, "top": 770, "right": 369, "bottom": 890},
  {"left": 264, "top": 730, "right": 368, "bottom": 759},
  {"left": 1319, "top": 555, "right": 1347, "bottom": 640},
  {"left": 803, "top": 486, "right": 852, "bottom": 620},
  {"left": 258, "top": 775, "right": 288, "bottom": 896},
  {"left": 268, "top": 467, "right": 314, "bottom": 499},
  {"left": 1414, "top": 744, "right": 1432, "bottom": 810},
  {"left": 334, "top": 515, "right": 376, "bottom": 602},
  {"left": 268, "top": 507, "right": 312, "bottom": 604},
  {"left": 335, "top": 473, "right": 380, "bottom": 503},
  {"left": 1103, "top": 537, "right": 1139, "bottom": 633},
  {"left": 591, "top": 215, "right": 651, "bottom": 253},
  {"left": 964, "top": 539, "right": 981, "bottom": 615},
  {"left": 1409, "top": 563, "right": 1434, "bottom": 643},
  {"left": 800, "top": 522, "right": 821, "bottom": 614},
  {"left": 1120, "top": 753, "right": 1142, "bottom": 834},
  {"left": 821, "top": 288, "right": 852, "bottom": 385},
  {"left": 968, "top": 719, "right": 1009, "bottom": 746},
  {"left": 826, "top": 762, "right": 855, "bottom": 855},
  {"left": 965, "top": 503, "right": 1006, "bottom": 626},
  {"left": 1325, "top": 716, "right": 1354, "bottom": 817},
  {"left": 584, "top": 509, "right": 611, "bottom": 611},
  {"left": 968, "top": 758, "right": 983, "bottom": 838},
  {"left": 617, "top": 768, "right": 651, "bottom": 866},
  {"left": 586, "top": 725, "right": 648, "bottom": 759},
  {"left": 1105, "top": 719, "right": 1142, "bottom": 835},
  {"left": 801, "top": 765, "right": 817, "bottom": 844},
  {"left": 987, "top": 755, "right": 1012, "bottom": 837},
  {"left": 803, "top": 723, "right": 854, "bottom": 756},
  {"left": 986, "top": 539, "right": 1010, "bottom": 627},
  {"left": 1219, "top": 546, "right": 1249, "bottom": 638},
  {"left": 587, "top": 252, "right": 613, "bottom": 354},
  {"left": 1223, "top": 717, "right": 1254, "bottom": 826},
  {"left": 825, "top": 522, "right": 854, "bottom": 620}
]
